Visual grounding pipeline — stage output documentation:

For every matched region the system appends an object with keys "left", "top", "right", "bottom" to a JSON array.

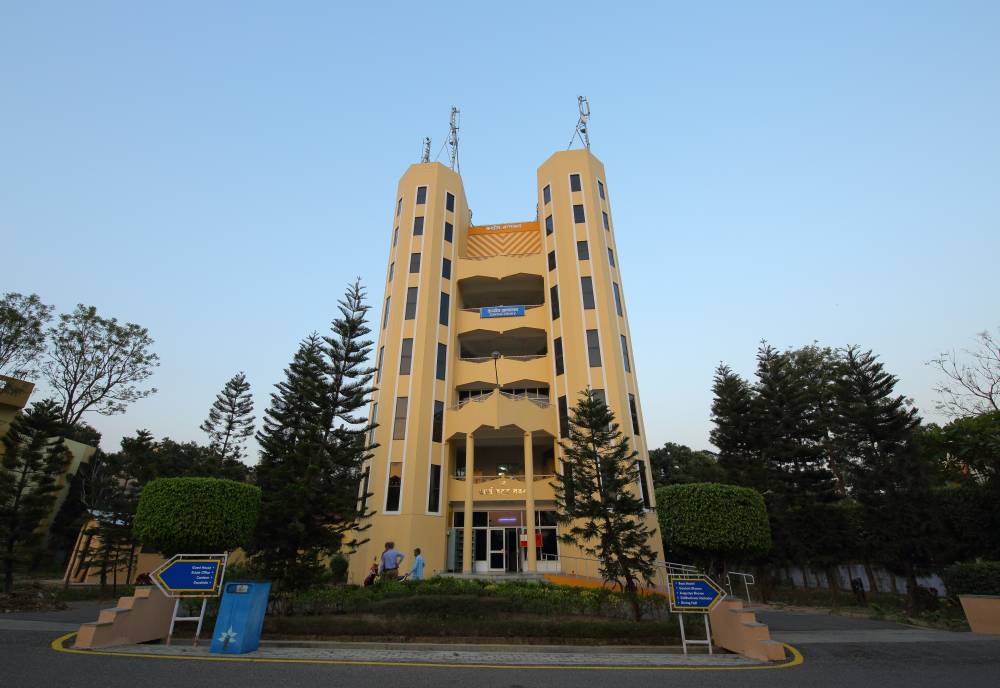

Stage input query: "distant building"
[{"left": 348, "top": 148, "right": 664, "bottom": 582}]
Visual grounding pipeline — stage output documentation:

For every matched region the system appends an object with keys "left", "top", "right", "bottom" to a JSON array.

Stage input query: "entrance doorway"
[{"left": 487, "top": 527, "right": 523, "bottom": 572}]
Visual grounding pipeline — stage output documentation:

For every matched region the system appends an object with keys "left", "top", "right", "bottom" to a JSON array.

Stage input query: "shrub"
[
  {"left": 656, "top": 482, "right": 771, "bottom": 569},
  {"left": 328, "top": 555, "right": 348, "bottom": 584},
  {"left": 134, "top": 477, "right": 261, "bottom": 555},
  {"left": 942, "top": 561, "right": 1000, "bottom": 597}
]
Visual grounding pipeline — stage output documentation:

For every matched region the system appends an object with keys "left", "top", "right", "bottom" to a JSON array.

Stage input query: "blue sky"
[{"left": 3, "top": 2, "right": 998, "bottom": 457}]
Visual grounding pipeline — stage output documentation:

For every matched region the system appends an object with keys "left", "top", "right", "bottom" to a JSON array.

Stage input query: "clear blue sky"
[{"left": 3, "top": 2, "right": 998, "bottom": 457}]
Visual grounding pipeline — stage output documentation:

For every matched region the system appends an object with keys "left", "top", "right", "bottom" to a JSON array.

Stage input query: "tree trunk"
[
  {"left": 863, "top": 560, "right": 879, "bottom": 595},
  {"left": 889, "top": 571, "right": 899, "bottom": 594},
  {"left": 826, "top": 565, "right": 840, "bottom": 609}
]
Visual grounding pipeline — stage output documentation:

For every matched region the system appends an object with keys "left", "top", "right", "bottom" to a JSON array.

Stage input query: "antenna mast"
[
  {"left": 448, "top": 106, "right": 460, "bottom": 172},
  {"left": 420, "top": 137, "right": 431, "bottom": 163},
  {"left": 568, "top": 96, "right": 591, "bottom": 150}
]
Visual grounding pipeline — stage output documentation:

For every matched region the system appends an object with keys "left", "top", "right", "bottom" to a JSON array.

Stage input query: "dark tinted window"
[
  {"left": 550, "top": 285, "right": 560, "bottom": 320},
  {"left": 543, "top": 185, "right": 551, "bottom": 204},
  {"left": 446, "top": 192, "right": 455, "bottom": 212},
  {"left": 581, "top": 277, "right": 595, "bottom": 309},
  {"left": 621, "top": 335, "right": 631, "bottom": 372},
  {"left": 416, "top": 186, "right": 427, "bottom": 204},
  {"left": 629, "top": 394, "right": 640, "bottom": 435},
  {"left": 439, "top": 292, "right": 449, "bottom": 326},
  {"left": 436, "top": 343, "right": 447, "bottom": 380},
  {"left": 598, "top": 179, "right": 605, "bottom": 199},
  {"left": 399, "top": 338, "right": 413, "bottom": 374},
  {"left": 545, "top": 214, "right": 553, "bottom": 235},
  {"left": 573, "top": 204, "right": 585, "bottom": 223},
  {"left": 444, "top": 221, "right": 453, "bottom": 242},
  {"left": 386, "top": 475, "right": 401, "bottom": 511},
  {"left": 442, "top": 257, "right": 451, "bottom": 279},
  {"left": 558, "top": 395, "right": 569, "bottom": 438},
  {"left": 636, "top": 460, "right": 651, "bottom": 508},
  {"left": 554, "top": 337, "right": 564, "bottom": 376},
  {"left": 608, "top": 248, "right": 615, "bottom": 267},
  {"left": 409, "top": 252, "right": 421, "bottom": 273},
  {"left": 570, "top": 174, "right": 581, "bottom": 192},
  {"left": 383, "top": 297, "right": 390, "bottom": 328},
  {"left": 413, "top": 216, "right": 424, "bottom": 235},
  {"left": 376, "top": 346, "right": 384, "bottom": 382},
  {"left": 613, "top": 282, "right": 623, "bottom": 316},
  {"left": 586, "top": 329, "right": 602, "bottom": 367},
  {"left": 396, "top": 198, "right": 402, "bottom": 216},
  {"left": 428, "top": 463, "right": 442, "bottom": 511},
  {"left": 547, "top": 250, "right": 556, "bottom": 271},
  {"left": 405, "top": 287, "right": 418, "bottom": 319},
  {"left": 577, "top": 241, "right": 589, "bottom": 260},
  {"left": 432, "top": 402, "right": 444, "bottom": 443},
  {"left": 393, "top": 397, "right": 408, "bottom": 439},
  {"left": 602, "top": 211, "right": 609, "bottom": 230}
]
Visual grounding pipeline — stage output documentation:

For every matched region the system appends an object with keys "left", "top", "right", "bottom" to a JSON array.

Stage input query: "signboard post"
[
  {"left": 150, "top": 553, "right": 228, "bottom": 646},
  {"left": 667, "top": 574, "right": 726, "bottom": 655}
]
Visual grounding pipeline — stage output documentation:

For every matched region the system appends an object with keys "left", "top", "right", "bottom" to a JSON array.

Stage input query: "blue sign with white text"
[
  {"left": 480, "top": 305, "right": 526, "bottom": 318},
  {"left": 155, "top": 559, "right": 223, "bottom": 594},
  {"left": 668, "top": 575, "right": 725, "bottom": 612}
]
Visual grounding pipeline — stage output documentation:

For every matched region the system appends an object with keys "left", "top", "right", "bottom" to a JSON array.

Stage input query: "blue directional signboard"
[
  {"left": 152, "top": 554, "right": 226, "bottom": 597},
  {"left": 668, "top": 574, "right": 726, "bottom": 613},
  {"left": 480, "top": 305, "right": 525, "bottom": 319}
]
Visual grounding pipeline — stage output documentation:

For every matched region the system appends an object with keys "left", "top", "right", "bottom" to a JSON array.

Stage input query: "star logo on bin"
[{"left": 218, "top": 626, "right": 238, "bottom": 646}]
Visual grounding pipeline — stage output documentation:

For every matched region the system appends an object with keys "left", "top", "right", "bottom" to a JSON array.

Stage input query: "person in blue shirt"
[
  {"left": 379, "top": 541, "right": 404, "bottom": 580},
  {"left": 409, "top": 547, "right": 425, "bottom": 581}
]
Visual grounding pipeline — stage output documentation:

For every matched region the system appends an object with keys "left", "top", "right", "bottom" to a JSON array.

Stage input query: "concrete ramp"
[{"left": 74, "top": 586, "right": 175, "bottom": 649}]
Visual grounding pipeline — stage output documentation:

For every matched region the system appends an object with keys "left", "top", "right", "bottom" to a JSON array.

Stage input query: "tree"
[
  {"left": 0, "top": 292, "right": 53, "bottom": 380},
  {"left": 252, "top": 280, "right": 376, "bottom": 590},
  {"left": 0, "top": 400, "right": 70, "bottom": 592},
  {"left": 929, "top": 327, "right": 1000, "bottom": 418},
  {"left": 648, "top": 442, "right": 725, "bottom": 486},
  {"left": 709, "top": 364, "right": 759, "bottom": 490},
  {"left": 200, "top": 372, "right": 255, "bottom": 464},
  {"left": 552, "top": 389, "right": 658, "bottom": 615},
  {"left": 42, "top": 304, "right": 159, "bottom": 425}
]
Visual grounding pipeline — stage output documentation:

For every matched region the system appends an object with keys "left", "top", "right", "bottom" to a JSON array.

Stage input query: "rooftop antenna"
[
  {"left": 448, "top": 106, "right": 460, "bottom": 172},
  {"left": 568, "top": 96, "right": 591, "bottom": 150},
  {"left": 420, "top": 137, "right": 431, "bottom": 163}
]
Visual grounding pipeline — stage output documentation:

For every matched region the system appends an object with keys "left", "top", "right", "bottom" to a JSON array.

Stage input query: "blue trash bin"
[{"left": 210, "top": 580, "right": 271, "bottom": 654}]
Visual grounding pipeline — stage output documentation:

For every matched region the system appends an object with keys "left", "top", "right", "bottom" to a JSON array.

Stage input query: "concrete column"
[
  {"left": 524, "top": 431, "right": 537, "bottom": 572},
  {"left": 463, "top": 434, "right": 474, "bottom": 573}
]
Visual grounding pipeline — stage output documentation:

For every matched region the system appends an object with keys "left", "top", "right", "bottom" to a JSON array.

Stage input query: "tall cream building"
[{"left": 349, "top": 146, "right": 664, "bottom": 582}]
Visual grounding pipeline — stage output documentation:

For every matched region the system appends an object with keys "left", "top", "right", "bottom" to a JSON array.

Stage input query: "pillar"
[
  {"left": 463, "top": 434, "right": 474, "bottom": 573},
  {"left": 524, "top": 431, "right": 537, "bottom": 572}
]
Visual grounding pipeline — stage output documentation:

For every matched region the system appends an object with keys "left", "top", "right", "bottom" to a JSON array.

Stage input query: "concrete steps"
[
  {"left": 74, "top": 586, "right": 175, "bottom": 649},
  {"left": 709, "top": 599, "right": 786, "bottom": 661}
]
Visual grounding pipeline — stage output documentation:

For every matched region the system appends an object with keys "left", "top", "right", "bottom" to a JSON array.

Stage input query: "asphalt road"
[{"left": 4, "top": 608, "right": 1000, "bottom": 688}]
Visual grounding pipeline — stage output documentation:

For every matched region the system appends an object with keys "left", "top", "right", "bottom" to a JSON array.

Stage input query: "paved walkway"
[{"left": 758, "top": 609, "right": 1000, "bottom": 645}]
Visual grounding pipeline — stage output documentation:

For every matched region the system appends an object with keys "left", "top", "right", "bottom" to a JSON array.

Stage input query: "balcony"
[
  {"left": 445, "top": 389, "right": 556, "bottom": 438},
  {"left": 453, "top": 354, "right": 551, "bottom": 389},
  {"left": 458, "top": 274, "right": 544, "bottom": 310},
  {"left": 455, "top": 304, "right": 548, "bottom": 336},
  {"left": 455, "top": 254, "right": 545, "bottom": 282}
]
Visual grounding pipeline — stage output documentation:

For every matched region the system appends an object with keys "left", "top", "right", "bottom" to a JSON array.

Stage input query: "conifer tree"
[
  {"left": 252, "top": 280, "right": 375, "bottom": 589},
  {"left": 0, "top": 400, "right": 70, "bottom": 592},
  {"left": 710, "top": 364, "right": 759, "bottom": 489},
  {"left": 552, "top": 389, "right": 657, "bottom": 615},
  {"left": 200, "top": 372, "right": 255, "bottom": 464}
]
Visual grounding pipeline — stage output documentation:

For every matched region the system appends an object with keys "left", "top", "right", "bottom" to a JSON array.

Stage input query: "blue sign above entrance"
[
  {"left": 668, "top": 575, "right": 726, "bottom": 613},
  {"left": 480, "top": 305, "right": 526, "bottom": 318},
  {"left": 153, "top": 556, "right": 225, "bottom": 596}
]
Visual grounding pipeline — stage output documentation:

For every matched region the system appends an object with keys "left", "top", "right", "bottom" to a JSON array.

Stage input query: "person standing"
[
  {"left": 409, "top": 548, "right": 425, "bottom": 581},
  {"left": 379, "top": 541, "right": 404, "bottom": 580}
]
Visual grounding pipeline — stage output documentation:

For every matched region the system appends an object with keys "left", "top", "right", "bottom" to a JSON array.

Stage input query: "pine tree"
[
  {"left": 200, "top": 372, "right": 255, "bottom": 464},
  {"left": 552, "top": 389, "right": 658, "bottom": 616},
  {"left": 0, "top": 400, "right": 70, "bottom": 592},
  {"left": 252, "top": 280, "right": 376, "bottom": 589},
  {"left": 710, "top": 364, "right": 760, "bottom": 489}
]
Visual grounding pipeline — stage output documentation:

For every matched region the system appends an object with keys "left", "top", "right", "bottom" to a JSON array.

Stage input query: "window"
[
  {"left": 386, "top": 475, "right": 401, "bottom": 511},
  {"left": 573, "top": 204, "right": 585, "bottom": 223},
  {"left": 570, "top": 174, "right": 581, "bottom": 192},
  {"left": 545, "top": 214, "right": 553, "bottom": 235},
  {"left": 388, "top": 262, "right": 394, "bottom": 281},
  {"left": 393, "top": 397, "right": 408, "bottom": 440},
  {"left": 413, "top": 216, "right": 424, "bottom": 236},
  {"left": 553, "top": 337, "right": 564, "bottom": 376},
  {"left": 550, "top": 285, "right": 560, "bottom": 320},
  {"left": 608, "top": 248, "right": 615, "bottom": 267},
  {"left": 446, "top": 192, "right": 455, "bottom": 212},
  {"left": 547, "top": 250, "right": 556, "bottom": 271},
  {"left": 376, "top": 346, "right": 384, "bottom": 382},
  {"left": 581, "top": 277, "right": 595, "bottom": 309},
  {"left": 598, "top": 179, "right": 605, "bottom": 199},
  {"left": 359, "top": 466, "right": 370, "bottom": 513},
  {"left": 577, "top": 241, "right": 589, "bottom": 260},
  {"left": 543, "top": 185, "right": 551, "bottom": 204},
  {"left": 405, "top": 287, "right": 418, "bottom": 319},
  {"left": 428, "top": 464, "right": 442, "bottom": 511},
  {"left": 592, "top": 388, "right": 607, "bottom": 408},
  {"left": 399, "top": 338, "right": 414, "bottom": 374},
  {"left": 558, "top": 395, "right": 569, "bottom": 438},
  {"left": 564, "top": 464, "right": 575, "bottom": 508},
  {"left": 432, "top": 401, "right": 444, "bottom": 443},
  {"left": 436, "top": 343, "right": 447, "bottom": 380},
  {"left": 439, "top": 292, "right": 449, "bottom": 326},
  {"left": 416, "top": 186, "right": 427, "bottom": 204},
  {"left": 368, "top": 403, "right": 378, "bottom": 445},
  {"left": 409, "top": 252, "right": 421, "bottom": 273},
  {"left": 396, "top": 198, "right": 402, "bottom": 216},
  {"left": 383, "top": 297, "right": 390, "bottom": 328},
  {"left": 621, "top": 335, "right": 631, "bottom": 372},
  {"left": 602, "top": 211, "right": 609, "bottom": 231},
  {"left": 613, "top": 282, "right": 623, "bottom": 316},
  {"left": 393, "top": 227, "right": 398, "bottom": 246},
  {"left": 444, "top": 221, "right": 453, "bottom": 242},
  {"left": 636, "top": 459, "right": 651, "bottom": 508},
  {"left": 442, "top": 257, "right": 451, "bottom": 279},
  {"left": 629, "top": 394, "right": 640, "bottom": 435},
  {"left": 586, "top": 329, "right": 602, "bottom": 367}
]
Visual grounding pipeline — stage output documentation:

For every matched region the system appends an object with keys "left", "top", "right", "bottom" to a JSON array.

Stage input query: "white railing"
[
  {"left": 726, "top": 571, "right": 756, "bottom": 607},
  {"left": 499, "top": 390, "right": 550, "bottom": 408}
]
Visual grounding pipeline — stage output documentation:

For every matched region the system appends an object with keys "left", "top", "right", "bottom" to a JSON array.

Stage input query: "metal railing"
[
  {"left": 725, "top": 571, "right": 756, "bottom": 607},
  {"left": 451, "top": 388, "right": 551, "bottom": 410}
]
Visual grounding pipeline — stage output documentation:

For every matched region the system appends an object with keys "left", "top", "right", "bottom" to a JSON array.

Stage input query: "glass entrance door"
[{"left": 488, "top": 528, "right": 505, "bottom": 571}]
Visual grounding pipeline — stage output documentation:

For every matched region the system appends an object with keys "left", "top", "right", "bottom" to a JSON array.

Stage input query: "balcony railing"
[
  {"left": 454, "top": 474, "right": 556, "bottom": 483},
  {"left": 452, "top": 389, "right": 551, "bottom": 410}
]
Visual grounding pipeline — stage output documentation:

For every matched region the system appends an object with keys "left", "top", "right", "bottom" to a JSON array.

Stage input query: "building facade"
[{"left": 348, "top": 148, "right": 664, "bottom": 582}]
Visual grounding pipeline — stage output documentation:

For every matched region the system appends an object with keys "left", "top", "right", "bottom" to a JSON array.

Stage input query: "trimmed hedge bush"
[
  {"left": 134, "top": 477, "right": 261, "bottom": 555},
  {"left": 656, "top": 482, "right": 771, "bottom": 562},
  {"left": 942, "top": 561, "right": 1000, "bottom": 597}
]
